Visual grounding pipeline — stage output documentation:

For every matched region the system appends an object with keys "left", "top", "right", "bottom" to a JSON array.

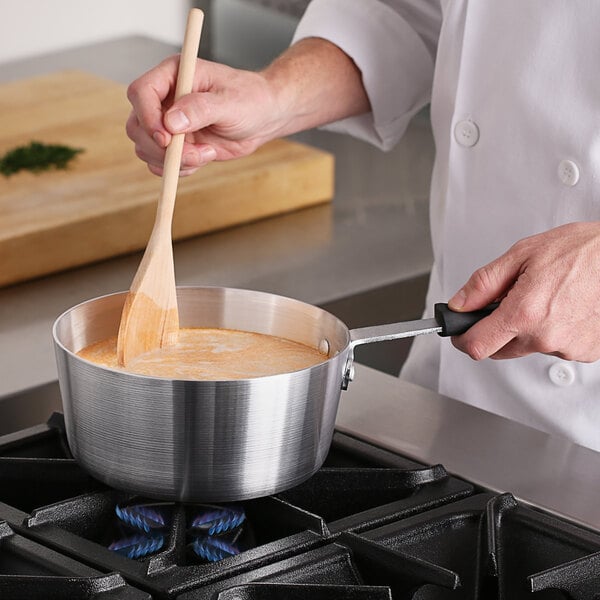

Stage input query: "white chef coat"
[{"left": 293, "top": 0, "right": 600, "bottom": 451}]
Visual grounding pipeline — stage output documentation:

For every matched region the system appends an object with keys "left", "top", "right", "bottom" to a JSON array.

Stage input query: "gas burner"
[
  {"left": 26, "top": 417, "right": 597, "bottom": 599},
  {"left": 115, "top": 502, "right": 169, "bottom": 532},
  {"left": 189, "top": 504, "right": 246, "bottom": 535},
  {"left": 107, "top": 502, "right": 171, "bottom": 560},
  {"left": 191, "top": 530, "right": 244, "bottom": 562},
  {"left": 108, "top": 533, "right": 166, "bottom": 560},
  {"left": 107, "top": 501, "right": 248, "bottom": 562},
  {"left": 188, "top": 504, "right": 246, "bottom": 562}
]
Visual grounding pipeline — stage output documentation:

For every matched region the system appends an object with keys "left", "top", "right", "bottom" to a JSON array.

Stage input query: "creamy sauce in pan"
[{"left": 77, "top": 328, "right": 328, "bottom": 380}]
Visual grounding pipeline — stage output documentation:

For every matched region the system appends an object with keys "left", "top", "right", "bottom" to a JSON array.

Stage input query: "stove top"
[{"left": 1, "top": 413, "right": 600, "bottom": 599}]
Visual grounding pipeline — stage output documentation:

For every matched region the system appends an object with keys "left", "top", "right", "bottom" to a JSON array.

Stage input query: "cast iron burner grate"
[
  {"left": 0, "top": 413, "right": 473, "bottom": 598},
  {"left": 0, "top": 521, "right": 150, "bottom": 599},
  {"left": 2, "top": 413, "right": 600, "bottom": 599},
  {"left": 360, "top": 492, "right": 600, "bottom": 599},
  {"left": 181, "top": 493, "right": 600, "bottom": 599}
]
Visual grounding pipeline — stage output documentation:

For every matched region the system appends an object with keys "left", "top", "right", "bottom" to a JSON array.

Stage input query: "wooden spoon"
[{"left": 117, "top": 8, "right": 204, "bottom": 366}]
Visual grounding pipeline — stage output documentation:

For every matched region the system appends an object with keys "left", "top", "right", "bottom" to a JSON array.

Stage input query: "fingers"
[
  {"left": 162, "top": 93, "right": 214, "bottom": 136},
  {"left": 127, "top": 111, "right": 216, "bottom": 176},
  {"left": 450, "top": 302, "right": 518, "bottom": 360},
  {"left": 448, "top": 246, "right": 526, "bottom": 359},
  {"left": 128, "top": 57, "right": 230, "bottom": 138},
  {"left": 147, "top": 162, "right": 200, "bottom": 178},
  {"left": 486, "top": 332, "right": 600, "bottom": 362},
  {"left": 127, "top": 57, "right": 227, "bottom": 175},
  {"left": 145, "top": 141, "right": 217, "bottom": 176},
  {"left": 127, "top": 56, "right": 179, "bottom": 144},
  {"left": 126, "top": 55, "right": 277, "bottom": 175},
  {"left": 446, "top": 222, "right": 600, "bottom": 363},
  {"left": 448, "top": 246, "right": 521, "bottom": 360},
  {"left": 448, "top": 252, "right": 522, "bottom": 312}
]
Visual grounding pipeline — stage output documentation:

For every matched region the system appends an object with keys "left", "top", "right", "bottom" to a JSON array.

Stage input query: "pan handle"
[
  {"left": 348, "top": 319, "right": 440, "bottom": 348},
  {"left": 341, "top": 321, "right": 431, "bottom": 391},
  {"left": 341, "top": 303, "right": 498, "bottom": 389}
]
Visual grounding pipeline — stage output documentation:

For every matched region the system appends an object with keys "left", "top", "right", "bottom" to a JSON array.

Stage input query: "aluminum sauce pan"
[{"left": 52, "top": 286, "right": 351, "bottom": 502}]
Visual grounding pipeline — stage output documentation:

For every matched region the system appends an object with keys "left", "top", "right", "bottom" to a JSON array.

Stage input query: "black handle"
[{"left": 434, "top": 302, "right": 499, "bottom": 337}]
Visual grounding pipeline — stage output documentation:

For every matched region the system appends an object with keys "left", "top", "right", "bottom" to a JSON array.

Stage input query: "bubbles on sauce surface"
[{"left": 77, "top": 328, "right": 328, "bottom": 380}]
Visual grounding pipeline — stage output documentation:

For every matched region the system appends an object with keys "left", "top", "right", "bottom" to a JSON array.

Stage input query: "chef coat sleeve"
[{"left": 292, "top": 0, "right": 441, "bottom": 150}]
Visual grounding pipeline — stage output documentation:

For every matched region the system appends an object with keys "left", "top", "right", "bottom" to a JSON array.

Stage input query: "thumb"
[
  {"left": 448, "top": 253, "right": 520, "bottom": 312},
  {"left": 164, "top": 105, "right": 192, "bottom": 134},
  {"left": 164, "top": 91, "right": 221, "bottom": 134}
]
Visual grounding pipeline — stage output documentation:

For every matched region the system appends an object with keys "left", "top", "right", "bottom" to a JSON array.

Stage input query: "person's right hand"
[
  {"left": 126, "top": 56, "right": 286, "bottom": 176},
  {"left": 126, "top": 38, "right": 371, "bottom": 176}
]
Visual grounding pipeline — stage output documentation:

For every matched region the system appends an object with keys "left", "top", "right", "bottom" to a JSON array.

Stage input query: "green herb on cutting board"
[{"left": 0, "top": 141, "right": 84, "bottom": 176}]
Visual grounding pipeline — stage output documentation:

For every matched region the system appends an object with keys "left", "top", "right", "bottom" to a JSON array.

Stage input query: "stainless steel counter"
[
  {"left": 339, "top": 364, "right": 600, "bottom": 532},
  {"left": 0, "top": 36, "right": 434, "bottom": 398}
]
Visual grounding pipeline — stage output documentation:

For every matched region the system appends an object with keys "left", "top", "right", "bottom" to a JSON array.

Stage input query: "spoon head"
[{"left": 117, "top": 248, "right": 179, "bottom": 366}]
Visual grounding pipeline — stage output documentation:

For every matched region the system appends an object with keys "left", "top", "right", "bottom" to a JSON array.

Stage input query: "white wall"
[
  {"left": 0, "top": 0, "right": 192, "bottom": 64},
  {"left": 0, "top": 0, "right": 301, "bottom": 69}
]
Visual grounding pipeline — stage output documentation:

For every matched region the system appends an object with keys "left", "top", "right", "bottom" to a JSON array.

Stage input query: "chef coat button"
[
  {"left": 454, "top": 120, "right": 480, "bottom": 147},
  {"left": 557, "top": 159, "right": 580, "bottom": 186},
  {"left": 548, "top": 362, "right": 576, "bottom": 386}
]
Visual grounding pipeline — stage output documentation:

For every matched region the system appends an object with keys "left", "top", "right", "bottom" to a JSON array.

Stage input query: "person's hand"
[
  {"left": 126, "top": 56, "right": 285, "bottom": 176},
  {"left": 126, "top": 38, "right": 370, "bottom": 176},
  {"left": 447, "top": 222, "right": 600, "bottom": 362}
]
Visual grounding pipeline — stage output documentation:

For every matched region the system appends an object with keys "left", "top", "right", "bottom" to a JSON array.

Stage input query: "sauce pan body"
[{"left": 53, "top": 286, "right": 351, "bottom": 502}]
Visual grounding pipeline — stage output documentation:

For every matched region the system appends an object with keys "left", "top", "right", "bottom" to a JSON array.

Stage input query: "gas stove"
[{"left": 1, "top": 404, "right": 600, "bottom": 599}]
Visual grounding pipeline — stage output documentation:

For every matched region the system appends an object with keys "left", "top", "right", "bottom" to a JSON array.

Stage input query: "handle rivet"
[{"left": 319, "top": 338, "right": 330, "bottom": 356}]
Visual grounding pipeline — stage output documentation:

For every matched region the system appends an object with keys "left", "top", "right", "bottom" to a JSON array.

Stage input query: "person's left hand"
[{"left": 447, "top": 221, "right": 600, "bottom": 362}]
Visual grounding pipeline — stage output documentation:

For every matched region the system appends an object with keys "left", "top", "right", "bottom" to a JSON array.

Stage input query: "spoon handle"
[{"left": 156, "top": 8, "right": 204, "bottom": 230}]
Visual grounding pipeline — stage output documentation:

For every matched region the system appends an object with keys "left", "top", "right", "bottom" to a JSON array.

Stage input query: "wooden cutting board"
[{"left": 0, "top": 70, "right": 334, "bottom": 288}]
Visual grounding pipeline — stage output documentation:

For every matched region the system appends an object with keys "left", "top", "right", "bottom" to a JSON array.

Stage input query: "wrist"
[{"left": 261, "top": 37, "right": 370, "bottom": 137}]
